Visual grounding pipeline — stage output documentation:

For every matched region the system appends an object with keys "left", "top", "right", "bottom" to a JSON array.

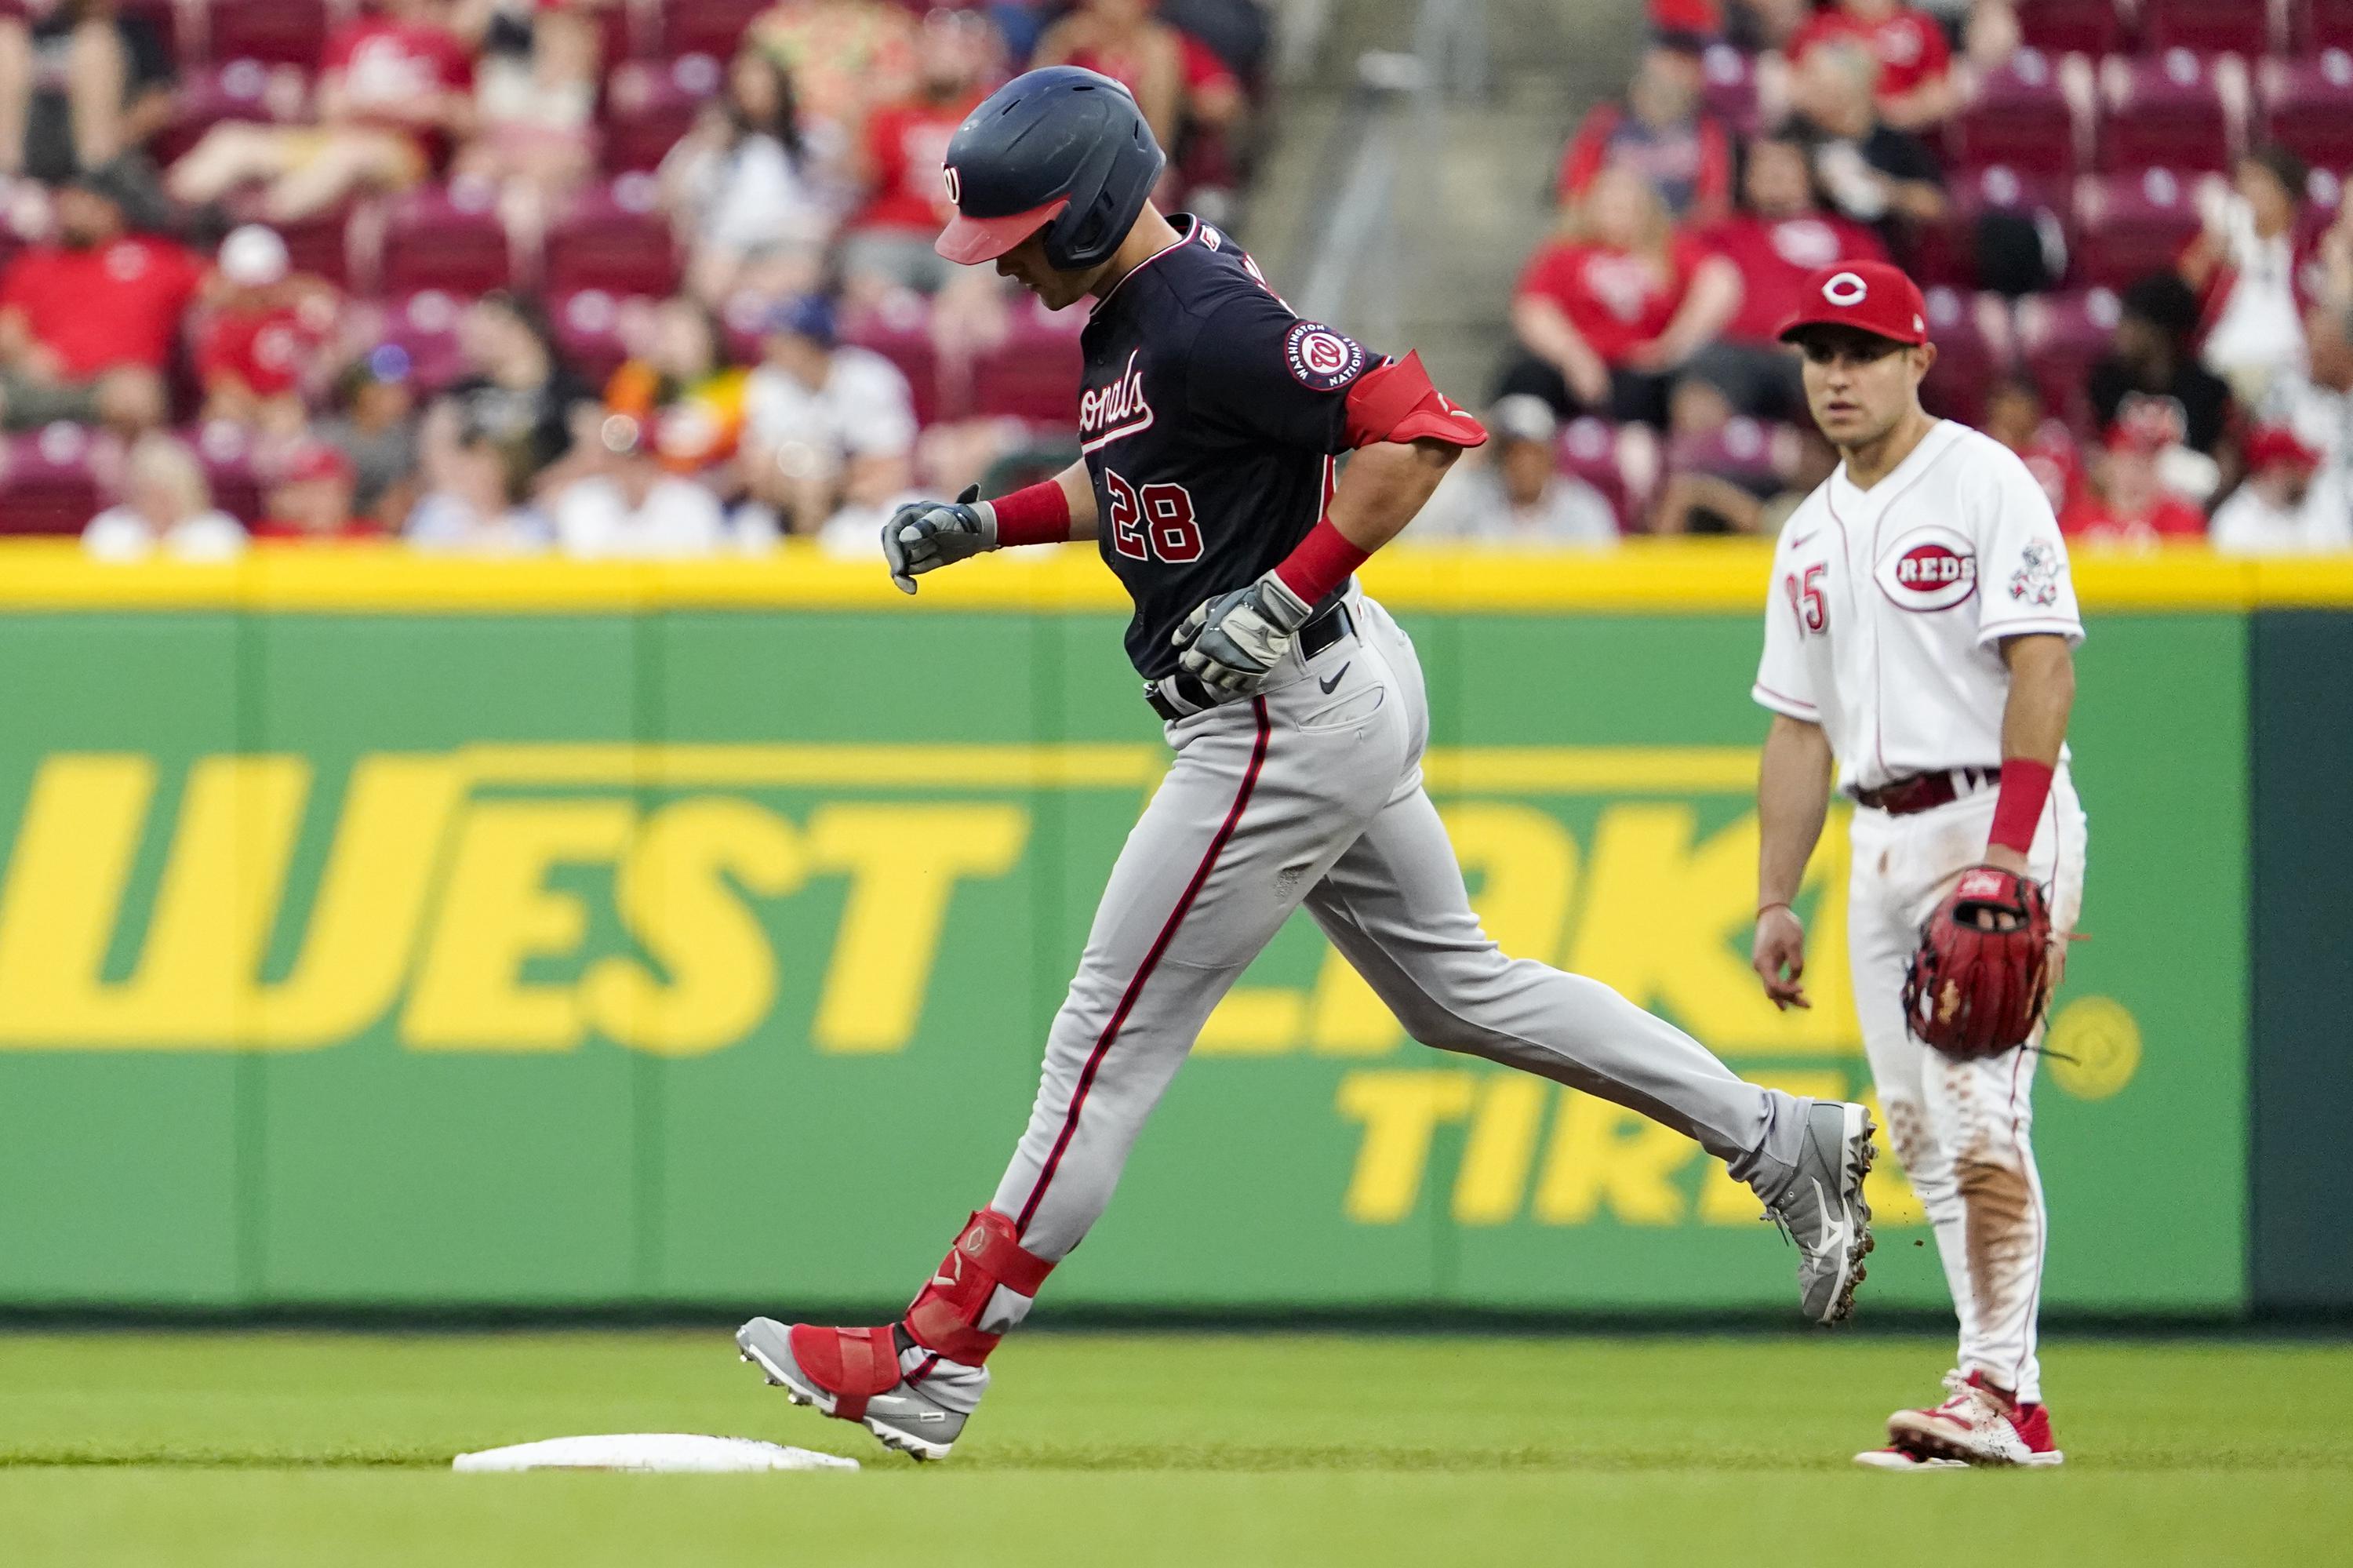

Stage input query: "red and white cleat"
[{"left": 1883, "top": 1370, "right": 2064, "bottom": 1468}]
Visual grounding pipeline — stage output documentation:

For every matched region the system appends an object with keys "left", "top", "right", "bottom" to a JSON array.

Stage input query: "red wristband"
[
  {"left": 1988, "top": 758, "right": 2055, "bottom": 853},
  {"left": 1272, "top": 517, "right": 1370, "bottom": 605},
  {"left": 989, "top": 479, "right": 1071, "bottom": 547}
]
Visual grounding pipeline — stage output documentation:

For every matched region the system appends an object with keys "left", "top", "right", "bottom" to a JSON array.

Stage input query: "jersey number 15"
[
  {"left": 1784, "top": 563, "right": 1828, "bottom": 635},
  {"left": 1104, "top": 470, "right": 1204, "bottom": 563}
]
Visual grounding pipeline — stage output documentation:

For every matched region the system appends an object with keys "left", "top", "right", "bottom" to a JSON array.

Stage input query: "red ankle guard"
[
  {"left": 903, "top": 1210, "right": 1053, "bottom": 1365},
  {"left": 787, "top": 1323, "right": 900, "bottom": 1422}
]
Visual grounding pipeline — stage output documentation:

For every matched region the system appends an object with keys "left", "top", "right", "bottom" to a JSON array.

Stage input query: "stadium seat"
[
  {"left": 367, "top": 291, "right": 473, "bottom": 394},
  {"left": 0, "top": 425, "right": 104, "bottom": 537},
  {"left": 200, "top": 0, "right": 332, "bottom": 68},
  {"left": 1554, "top": 417, "right": 1641, "bottom": 529},
  {"left": 650, "top": 0, "right": 770, "bottom": 61},
  {"left": 372, "top": 180, "right": 516, "bottom": 297},
  {"left": 1919, "top": 164, "right": 2077, "bottom": 289},
  {"left": 1947, "top": 49, "right": 2083, "bottom": 177},
  {"left": 253, "top": 202, "right": 355, "bottom": 287},
  {"left": 605, "top": 56, "right": 722, "bottom": 173},
  {"left": 2013, "top": 0, "right": 2126, "bottom": 57},
  {"left": 2013, "top": 287, "right": 2123, "bottom": 427},
  {"left": 540, "top": 175, "right": 681, "bottom": 297},
  {"left": 1700, "top": 43, "right": 1762, "bottom": 137},
  {"left": 2073, "top": 166, "right": 2213, "bottom": 286},
  {"left": 550, "top": 289, "right": 655, "bottom": 384},
  {"left": 186, "top": 422, "right": 266, "bottom": 524},
  {"left": 1918, "top": 287, "right": 2006, "bottom": 426},
  {"left": 151, "top": 60, "right": 307, "bottom": 168},
  {"left": 2289, "top": 0, "right": 2353, "bottom": 50},
  {"left": 1665, "top": 415, "right": 1789, "bottom": 492},
  {"left": 2095, "top": 52, "right": 2242, "bottom": 175},
  {"left": 839, "top": 297, "right": 943, "bottom": 427},
  {"left": 2261, "top": 51, "right": 2353, "bottom": 174},
  {"left": 967, "top": 300, "right": 1086, "bottom": 422},
  {"left": 2139, "top": 0, "right": 2276, "bottom": 56}
]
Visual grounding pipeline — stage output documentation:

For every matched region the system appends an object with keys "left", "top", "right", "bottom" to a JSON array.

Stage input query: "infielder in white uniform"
[{"left": 1751, "top": 261, "right": 2086, "bottom": 1470}]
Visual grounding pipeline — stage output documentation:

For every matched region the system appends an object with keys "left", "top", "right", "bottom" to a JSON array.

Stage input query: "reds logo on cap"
[{"left": 1778, "top": 260, "right": 1931, "bottom": 347}]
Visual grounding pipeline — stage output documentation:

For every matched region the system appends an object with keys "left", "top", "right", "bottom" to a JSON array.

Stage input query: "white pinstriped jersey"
[{"left": 1752, "top": 419, "right": 2084, "bottom": 792}]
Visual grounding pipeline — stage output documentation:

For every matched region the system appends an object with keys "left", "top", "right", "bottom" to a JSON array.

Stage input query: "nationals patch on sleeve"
[{"left": 1282, "top": 321, "right": 1368, "bottom": 391}]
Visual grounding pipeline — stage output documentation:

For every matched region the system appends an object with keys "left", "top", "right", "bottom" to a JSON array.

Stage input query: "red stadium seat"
[
  {"left": 967, "top": 300, "right": 1085, "bottom": 422},
  {"left": 1948, "top": 49, "right": 2083, "bottom": 177},
  {"left": 2289, "top": 0, "right": 2353, "bottom": 50},
  {"left": 1918, "top": 287, "right": 2006, "bottom": 427},
  {"left": 367, "top": 291, "right": 473, "bottom": 394},
  {"left": 839, "top": 297, "right": 942, "bottom": 427},
  {"left": 151, "top": 60, "right": 308, "bottom": 168},
  {"left": 1554, "top": 417, "right": 1641, "bottom": 530},
  {"left": 1665, "top": 415, "right": 1790, "bottom": 491},
  {"left": 2262, "top": 52, "right": 2353, "bottom": 175},
  {"left": 0, "top": 425, "right": 104, "bottom": 537},
  {"left": 651, "top": 0, "right": 769, "bottom": 61},
  {"left": 201, "top": 0, "right": 332, "bottom": 68},
  {"left": 1700, "top": 43, "right": 1762, "bottom": 137},
  {"left": 604, "top": 55, "right": 721, "bottom": 173},
  {"left": 540, "top": 175, "right": 682, "bottom": 296},
  {"left": 2013, "top": 287, "right": 2123, "bottom": 428},
  {"left": 251, "top": 202, "right": 356, "bottom": 286},
  {"left": 1918, "top": 163, "right": 2078, "bottom": 289},
  {"left": 372, "top": 180, "right": 516, "bottom": 297},
  {"left": 186, "top": 422, "right": 266, "bottom": 524},
  {"left": 2013, "top": 0, "right": 2126, "bottom": 56},
  {"left": 2073, "top": 167, "right": 2213, "bottom": 286},
  {"left": 2095, "top": 51, "right": 2241, "bottom": 175},
  {"left": 549, "top": 289, "right": 656, "bottom": 384},
  {"left": 2139, "top": 0, "right": 2276, "bottom": 56}
]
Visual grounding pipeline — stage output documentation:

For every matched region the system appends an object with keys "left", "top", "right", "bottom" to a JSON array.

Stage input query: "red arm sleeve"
[{"left": 1341, "top": 351, "right": 1488, "bottom": 449}]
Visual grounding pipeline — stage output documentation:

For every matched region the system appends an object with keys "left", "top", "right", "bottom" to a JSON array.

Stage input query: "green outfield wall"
[{"left": 0, "top": 544, "right": 2333, "bottom": 1316}]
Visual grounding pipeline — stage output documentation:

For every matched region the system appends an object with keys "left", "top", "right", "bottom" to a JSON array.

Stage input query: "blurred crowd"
[
  {"left": 4, "top": 0, "right": 1266, "bottom": 557},
  {"left": 1424, "top": 0, "right": 2353, "bottom": 552}
]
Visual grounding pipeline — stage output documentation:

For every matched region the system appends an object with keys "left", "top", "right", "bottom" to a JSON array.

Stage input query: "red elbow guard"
[{"left": 1343, "top": 351, "right": 1489, "bottom": 449}]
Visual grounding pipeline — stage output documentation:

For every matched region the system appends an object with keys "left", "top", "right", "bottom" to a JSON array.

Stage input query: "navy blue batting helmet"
[{"left": 933, "top": 66, "right": 1166, "bottom": 272}]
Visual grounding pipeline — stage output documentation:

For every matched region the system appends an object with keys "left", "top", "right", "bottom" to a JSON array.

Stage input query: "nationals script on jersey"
[{"left": 1753, "top": 419, "right": 2084, "bottom": 791}]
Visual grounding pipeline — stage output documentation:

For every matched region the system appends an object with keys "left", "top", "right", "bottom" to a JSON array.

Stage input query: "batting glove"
[
  {"left": 1171, "top": 571, "right": 1315, "bottom": 696},
  {"left": 882, "top": 486, "right": 993, "bottom": 595}
]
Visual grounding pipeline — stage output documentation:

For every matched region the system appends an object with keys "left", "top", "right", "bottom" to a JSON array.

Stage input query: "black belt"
[
  {"left": 1146, "top": 602, "right": 1355, "bottom": 721},
  {"left": 1849, "top": 766, "right": 2001, "bottom": 815}
]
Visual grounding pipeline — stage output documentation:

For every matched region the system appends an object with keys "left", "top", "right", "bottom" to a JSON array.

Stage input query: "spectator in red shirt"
[
  {"left": 2060, "top": 423, "right": 2209, "bottom": 547},
  {"left": 250, "top": 439, "right": 389, "bottom": 542},
  {"left": 0, "top": 164, "right": 192, "bottom": 433},
  {"left": 1035, "top": 0, "right": 1189, "bottom": 167},
  {"left": 1500, "top": 162, "right": 1743, "bottom": 426},
  {"left": 1784, "top": 0, "right": 1958, "bottom": 131},
  {"left": 838, "top": 9, "right": 998, "bottom": 300},
  {"left": 193, "top": 224, "right": 333, "bottom": 435},
  {"left": 1984, "top": 374, "right": 2083, "bottom": 515},
  {"left": 168, "top": 0, "right": 475, "bottom": 223},
  {"left": 1684, "top": 132, "right": 1885, "bottom": 417},
  {"left": 1557, "top": 35, "right": 1733, "bottom": 224}
]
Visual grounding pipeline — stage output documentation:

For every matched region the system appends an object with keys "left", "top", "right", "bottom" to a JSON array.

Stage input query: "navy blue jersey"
[{"left": 1077, "top": 216, "right": 1377, "bottom": 679}]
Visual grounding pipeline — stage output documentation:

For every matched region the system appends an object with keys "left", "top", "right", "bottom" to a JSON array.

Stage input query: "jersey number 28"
[
  {"left": 1104, "top": 470, "right": 1203, "bottom": 563},
  {"left": 1784, "top": 563, "right": 1828, "bottom": 635}
]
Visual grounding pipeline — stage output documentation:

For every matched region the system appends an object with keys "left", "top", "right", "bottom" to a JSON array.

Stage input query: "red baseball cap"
[
  {"left": 1777, "top": 261, "right": 1930, "bottom": 347},
  {"left": 2244, "top": 424, "right": 2319, "bottom": 471}
]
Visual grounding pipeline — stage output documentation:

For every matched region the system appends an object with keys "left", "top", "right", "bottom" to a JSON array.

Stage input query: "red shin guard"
[
  {"left": 786, "top": 1322, "right": 900, "bottom": 1421},
  {"left": 902, "top": 1210, "right": 1054, "bottom": 1365}
]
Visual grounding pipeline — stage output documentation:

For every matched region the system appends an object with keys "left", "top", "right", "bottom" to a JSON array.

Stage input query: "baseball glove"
[{"left": 1900, "top": 866, "right": 2054, "bottom": 1060}]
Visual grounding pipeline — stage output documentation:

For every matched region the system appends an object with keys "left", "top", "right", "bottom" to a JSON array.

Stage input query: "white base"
[{"left": 453, "top": 1433, "right": 860, "bottom": 1474}]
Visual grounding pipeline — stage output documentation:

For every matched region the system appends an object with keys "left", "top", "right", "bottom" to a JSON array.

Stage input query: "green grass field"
[{"left": 2, "top": 1330, "right": 2347, "bottom": 1566}]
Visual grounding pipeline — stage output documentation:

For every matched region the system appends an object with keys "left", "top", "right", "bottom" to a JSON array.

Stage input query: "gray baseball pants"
[{"left": 985, "top": 593, "right": 1813, "bottom": 1293}]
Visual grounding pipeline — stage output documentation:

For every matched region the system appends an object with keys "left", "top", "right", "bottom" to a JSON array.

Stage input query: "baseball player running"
[
  {"left": 736, "top": 67, "right": 1878, "bottom": 1461},
  {"left": 1751, "top": 260, "right": 2085, "bottom": 1470}
]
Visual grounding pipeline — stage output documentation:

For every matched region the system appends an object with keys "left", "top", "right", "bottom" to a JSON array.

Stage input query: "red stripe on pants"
[{"left": 1014, "top": 697, "right": 1272, "bottom": 1237}]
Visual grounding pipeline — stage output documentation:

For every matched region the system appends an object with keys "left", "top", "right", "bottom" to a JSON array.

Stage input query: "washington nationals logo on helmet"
[
  {"left": 1823, "top": 271, "right": 1869, "bottom": 306},
  {"left": 943, "top": 165, "right": 962, "bottom": 206},
  {"left": 1283, "top": 321, "right": 1367, "bottom": 391},
  {"left": 1875, "top": 524, "right": 1979, "bottom": 611}
]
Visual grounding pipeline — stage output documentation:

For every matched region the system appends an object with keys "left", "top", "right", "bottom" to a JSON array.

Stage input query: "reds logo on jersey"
[
  {"left": 1875, "top": 524, "right": 1978, "bottom": 611},
  {"left": 1079, "top": 347, "right": 1154, "bottom": 451}
]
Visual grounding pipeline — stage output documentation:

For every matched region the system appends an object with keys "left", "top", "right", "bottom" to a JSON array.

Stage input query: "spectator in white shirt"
[
  {"left": 1412, "top": 395, "right": 1620, "bottom": 546},
  {"left": 2209, "top": 424, "right": 2350, "bottom": 554},
  {"left": 405, "top": 424, "right": 553, "bottom": 554},
  {"left": 739, "top": 293, "right": 918, "bottom": 533},
  {"left": 659, "top": 51, "right": 834, "bottom": 306},
  {"left": 82, "top": 432, "right": 247, "bottom": 561},
  {"left": 2185, "top": 147, "right": 2311, "bottom": 409},
  {"left": 551, "top": 414, "right": 732, "bottom": 556},
  {"left": 2238, "top": 303, "right": 2353, "bottom": 554}
]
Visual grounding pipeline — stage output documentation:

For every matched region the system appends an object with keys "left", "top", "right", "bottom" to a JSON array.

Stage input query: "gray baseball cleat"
[
  {"left": 736, "top": 1317, "right": 976, "bottom": 1462},
  {"left": 1764, "top": 1100, "right": 1877, "bottom": 1325}
]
